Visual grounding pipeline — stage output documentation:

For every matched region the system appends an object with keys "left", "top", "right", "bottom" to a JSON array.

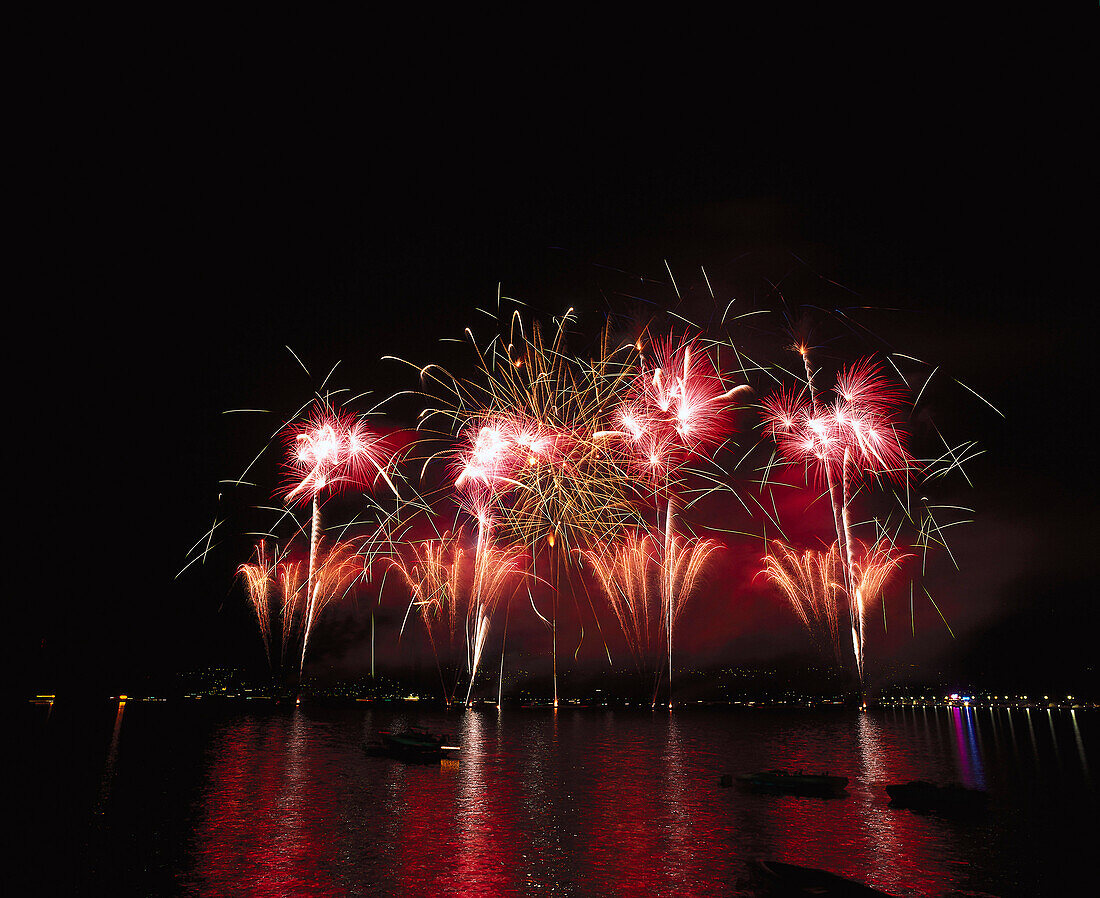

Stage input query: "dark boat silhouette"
[
  {"left": 736, "top": 768, "right": 849, "bottom": 796},
  {"left": 751, "top": 859, "right": 896, "bottom": 896},
  {"left": 886, "top": 780, "right": 987, "bottom": 814},
  {"left": 363, "top": 727, "right": 459, "bottom": 763}
]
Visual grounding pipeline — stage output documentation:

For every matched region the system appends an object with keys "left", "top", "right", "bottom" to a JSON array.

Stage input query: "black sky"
[{"left": 21, "top": 29, "right": 1095, "bottom": 698}]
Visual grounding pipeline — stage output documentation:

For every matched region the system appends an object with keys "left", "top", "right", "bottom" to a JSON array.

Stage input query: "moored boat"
[
  {"left": 737, "top": 769, "right": 848, "bottom": 796},
  {"left": 364, "top": 727, "right": 460, "bottom": 763},
  {"left": 380, "top": 727, "right": 450, "bottom": 752},
  {"left": 886, "top": 780, "right": 986, "bottom": 813},
  {"left": 750, "top": 859, "right": 896, "bottom": 896}
]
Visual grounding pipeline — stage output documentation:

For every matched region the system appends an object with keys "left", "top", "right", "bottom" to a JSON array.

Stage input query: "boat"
[
  {"left": 380, "top": 727, "right": 451, "bottom": 753},
  {"left": 365, "top": 726, "right": 459, "bottom": 761},
  {"left": 363, "top": 727, "right": 459, "bottom": 763},
  {"left": 886, "top": 780, "right": 987, "bottom": 813},
  {"left": 736, "top": 769, "right": 849, "bottom": 796},
  {"left": 750, "top": 860, "right": 896, "bottom": 896}
]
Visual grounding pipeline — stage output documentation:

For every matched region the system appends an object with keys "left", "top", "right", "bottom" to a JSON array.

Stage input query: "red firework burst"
[
  {"left": 282, "top": 405, "right": 393, "bottom": 505},
  {"left": 762, "top": 358, "right": 914, "bottom": 483}
]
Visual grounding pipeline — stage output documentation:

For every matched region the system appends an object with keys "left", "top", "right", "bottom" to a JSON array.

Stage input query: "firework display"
[
  {"left": 388, "top": 527, "right": 523, "bottom": 706},
  {"left": 184, "top": 268, "right": 986, "bottom": 705},
  {"left": 236, "top": 536, "right": 363, "bottom": 676},
  {"left": 761, "top": 349, "right": 922, "bottom": 689},
  {"left": 282, "top": 406, "right": 396, "bottom": 673},
  {"left": 761, "top": 537, "right": 909, "bottom": 669},
  {"left": 237, "top": 540, "right": 277, "bottom": 666}
]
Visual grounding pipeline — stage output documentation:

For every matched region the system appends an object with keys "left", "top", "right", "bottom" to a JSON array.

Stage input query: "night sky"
[{"left": 22, "top": 33, "right": 1094, "bottom": 699}]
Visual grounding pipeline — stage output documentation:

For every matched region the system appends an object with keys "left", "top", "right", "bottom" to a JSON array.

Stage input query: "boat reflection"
[{"left": 165, "top": 702, "right": 1093, "bottom": 896}]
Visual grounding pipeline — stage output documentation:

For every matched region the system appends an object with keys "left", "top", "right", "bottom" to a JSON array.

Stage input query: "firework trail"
[
  {"left": 278, "top": 558, "right": 303, "bottom": 665},
  {"left": 389, "top": 523, "right": 522, "bottom": 706},
  {"left": 464, "top": 523, "right": 523, "bottom": 706},
  {"left": 296, "top": 538, "right": 364, "bottom": 668},
  {"left": 761, "top": 352, "right": 913, "bottom": 683},
  {"left": 660, "top": 529, "right": 721, "bottom": 708},
  {"left": 760, "top": 536, "right": 910, "bottom": 673},
  {"left": 583, "top": 531, "right": 661, "bottom": 677},
  {"left": 237, "top": 540, "right": 277, "bottom": 667},
  {"left": 847, "top": 536, "right": 911, "bottom": 677},
  {"left": 389, "top": 535, "right": 467, "bottom": 705},
  {"left": 760, "top": 541, "right": 844, "bottom": 662},
  {"left": 584, "top": 527, "right": 719, "bottom": 706},
  {"left": 239, "top": 540, "right": 348, "bottom": 674},
  {"left": 282, "top": 404, "right": 396, "bottom": 673},
  {"left": 597, "top": 335, "right": 747, "bottom": 705}
]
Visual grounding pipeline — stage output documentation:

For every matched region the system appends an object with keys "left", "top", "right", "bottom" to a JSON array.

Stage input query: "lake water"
[{"left": 23, "top": 701, "right": 1095, "bottom": 896}]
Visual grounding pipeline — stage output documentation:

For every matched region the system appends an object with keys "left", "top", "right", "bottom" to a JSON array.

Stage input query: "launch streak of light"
[
  {"left": 297, "top": 538, "right": 365, "bottom": 670},
  {"left": 281, "top": 404, "right": 397, "bottom": 674},
  {"left": 584, "top": 529, "right": 719, "bottom": 707},
  {"left": 662, "top": 531, "right": 721, "bottom": 708},
  {"left": 389, "top": 528, "right": 523, "bottom": 706},
  {"left": 237, "top": 541, "right": 276, "bottom": 667},
  {"left": 761, "top": 537, "right": 909, "bottom": 676},
  {"left": 761, "top": 353, "right": 915, "bottom": 686},
  {"left": 464, "top": 522, "right": 523, "bottom": 706},
  {"left": 389, "top": 535, "right": 468, "bottom": 706}
]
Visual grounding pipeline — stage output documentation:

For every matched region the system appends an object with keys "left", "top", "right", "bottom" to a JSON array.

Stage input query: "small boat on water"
[
  {"left": 736, "top": 769, "right": 848, "bottom": 796},
  {"left": 381, "top": 727, "right": 452, "bottom": 752},
  {"left": 750, "top": 860, "right": 896, "bottom": 896},
  {"left": 886, "top": 780, "right": 987, "bottom": 813},
  {"left": 363, "top": 727, "right": 460, "bottom": 763}
]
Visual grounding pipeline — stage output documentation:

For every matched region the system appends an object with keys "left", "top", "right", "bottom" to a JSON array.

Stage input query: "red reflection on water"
[
  {"left": 576, "top": 716, "right": 734, "bottom": 896},
  {"left": 180, "top": 706, "right": 1062, "bottom": 896},
  {"left": 448, "top": 713, "right": 523, "bottom": 896},
  {"left": 387, "top": 712, "right": 525, "bottom": 896},
  {"left": 763, "top": 713, "right": 957, "bottom": 896},
  {"left": 190, "top": 711, "right": 336, "bottom": 897},
  {"left": 579, "top": 723, "right": 666, "bottom": 896},
  {"left": 95, "top": 700, "right": 127, "bottom": 812}
]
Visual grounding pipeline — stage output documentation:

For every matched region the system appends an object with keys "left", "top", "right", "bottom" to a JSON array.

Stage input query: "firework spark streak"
[
  {"left": 661, "top": 528, "right": 721, "bottom": 708},
  {"left": 237, "top": 540, "right": 276, "bottom": 666},
  {"left": 760, "top": 541, "right": 844, "bottom": 662},
  {"left": 464, "top": 517, "right": 523, "bottom": 705},
  {"left": 282, "top": 404, "right": 396, "bottom": 673},
  {"left": 761, "top": 537, "right": 909, "bottom": 672},
  {"left": 762, "top": 351, "right": 915, "bottom": 684},
  {"left": 582, "top": 532, "right": 661, "bottom": 675},
  {"left": 389, "top": 524, "right": 522, "bottom": 706},
  {"left": 847, "top": 537, "right": 911, "bottom": 678},
  {"left": 584, "top": 527, "right": 719, "bottom": 706},
  {"left": 296, "top": 538, "right": 364, "bottom": 669},
  {"left": 389, "top": 535, "right": 467, "bottom": 705},
  {"left": 278, "top": 558, "right": 303, "bottom": 664},
  {"left": 238, "top": 539, "right": 351, "bottom": 674}
]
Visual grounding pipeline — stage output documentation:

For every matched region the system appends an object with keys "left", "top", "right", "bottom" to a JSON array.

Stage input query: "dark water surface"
[{"left": 24, "top": 701, "right": 1094, "bottom": 896}]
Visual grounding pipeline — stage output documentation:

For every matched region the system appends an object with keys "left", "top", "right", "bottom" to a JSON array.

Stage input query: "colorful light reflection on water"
[{"left": 26, "top": 702, "right": 1096, "bottom": 896}]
